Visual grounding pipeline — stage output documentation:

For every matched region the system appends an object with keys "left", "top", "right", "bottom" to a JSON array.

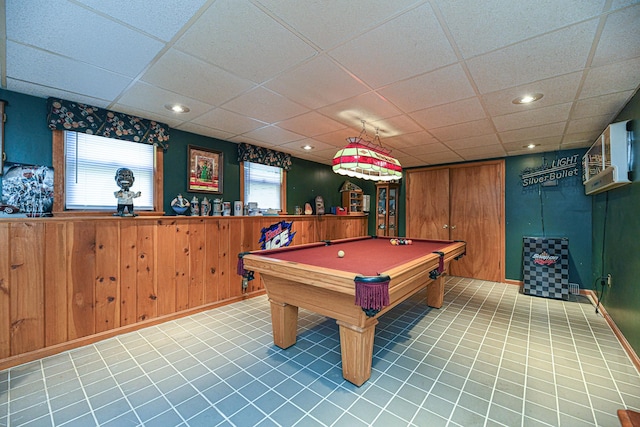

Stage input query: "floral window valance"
[
  {"left": 46, "top": 97, "right": 170, "bottom": 150},
  {"left": 237, "top": 142, "right": 292, "bottom": 170}
]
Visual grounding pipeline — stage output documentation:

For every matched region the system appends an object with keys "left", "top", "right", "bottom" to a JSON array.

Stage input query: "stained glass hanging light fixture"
[{"left": 332, "top": 120, "right": 402, "bottom": 181}]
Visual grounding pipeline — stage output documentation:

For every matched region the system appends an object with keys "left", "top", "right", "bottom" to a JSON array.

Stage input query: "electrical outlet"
[{"left": 607, "top": 274, "right": 612, "bottom": 287}]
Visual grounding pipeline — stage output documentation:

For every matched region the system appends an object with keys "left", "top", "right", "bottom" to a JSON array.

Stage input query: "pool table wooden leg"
[
  {"left": 336, "top": 319, "right": 378, "bottom": 386},
  {"left": 427, "top": 273, "right": 446, "bottom": 308},
  {"left": 269, "top": 300, "right": 298, "bottom": 349}
]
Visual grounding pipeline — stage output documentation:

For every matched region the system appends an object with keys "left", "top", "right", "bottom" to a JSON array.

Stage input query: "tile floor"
[{"left": 1, "top": 276, "right": 639, "bottom": 427}]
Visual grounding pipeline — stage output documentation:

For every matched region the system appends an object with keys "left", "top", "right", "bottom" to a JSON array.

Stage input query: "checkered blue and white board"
[{"left": 522, "top": 237, "right": 569, "bottom": 300}]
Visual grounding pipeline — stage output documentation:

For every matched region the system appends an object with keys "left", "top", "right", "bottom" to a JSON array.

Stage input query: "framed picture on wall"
[{"left": 188, "top": 145, "right": 223, "bottom": 194}]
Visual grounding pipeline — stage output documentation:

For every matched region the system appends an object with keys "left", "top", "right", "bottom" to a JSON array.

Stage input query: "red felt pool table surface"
[{"left": 252, "top": 236, "right": 456, "bottom": 277}]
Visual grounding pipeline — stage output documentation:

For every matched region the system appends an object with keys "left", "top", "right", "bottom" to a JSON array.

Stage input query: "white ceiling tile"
[
  {"left": 6, "top": 42, "right": 132, "bottom": 101},
  {"left": 241, "top": 125, "right": 305, "bottom": 145},
  {"left": 410, "top": 98, "right": 487, "bottom": 129},
  {"left": 492, "top": 103, "right": 572, "bottom": 132},
  {"left": 115, "top": 81, "right": 214, "bottom": 120},
  {"left": 107, "top": 103, "right": 185, "bottom": 128},
  {"left": 382, "top": 131, "right": 439, "bottom": 150},
  {"left": 317, "top": 92, "right": 403, "bottom": 127},
  {"left": 466, "top": 20, "right": 599, "bottom": 93},
  {"left": 395, "top": 156, "right": 427, "bottom": 168},
  {"left": 416, "top": 150, "right": 465, "bottom": 165},
  {"left": 293, "top": 151, "right": 332, "bottom": 166},
  {"left": 256, "top": 0, "right": 421, "bottom": 50},
  {"left": 369, "top": 115, "right": 423, "bottom": 138},
  {"left": 265, "top": 56, "right": 370, "bottom": 109},
  {"left": 174, "top": 0, "right": 318, "bottom": 83},
  {"left": 571, "top": 91, "right": 635, "bottom": 120},
  {"left": 429, "top": 119, "right": 496, "bottom": 142},
  {"left": 445, "top": 134, "right": 501, "bottom": 150},
  {"left": 310, "top": 145, "right": 343, "bottom": 157},
  {"left": 401, "top": 142, "right": 453, "bottom": 156},
  {"left": 580, "top": 57, "right": 640, "bottom": 99},
  {"left": 6, "top": 79, "right": 111, "bottom": 109},
  {"left": 591, "top": 4, "right": 640, "bottom": 67},
  {"left": 175, "top": 122, "right": 237, "bottom": 141},
  {"left": 502, "top": 137, "right": 562, "bottom": 153},
  {"left": 221, "top": 87, "right": 309, "bottom": 123},
  {"left": 565, "top": 115, "right": 612, "bottom": 134},
  {"left": 562, "top": 130, "right": 601, "bottom": 146},
  {"left": 504, "top": 146, "right": 558, "bottom": 156},
  {"left": 277, "top": 139, "right": 337, "bottom": 155},
  {"left": 457, "top": 144, "right": 506, "bottom": 161},
  {"left": 142, "top": 49, "right": 255, "bottom": 106},
  {"left": 482, "top": 73, "right": 583, "bottom": 117},
  {"left": 435, "top": 0, "right": 604, "bottom": 58},
  {"left": 328, "top": 3, "right": 457, "bottom": 88},
  {"left": 7, "top": 0, "right": 164, "bottom": 77},
  {"left": 560, "top": 140, "right": 592, "bottom": 150},
  {"left": 77, "top": 0, "right": 209, "bottom": 41},
  {"left": 192, "top": 108, "right": 267, "bottom": 135},
  {"left": 499, "top": 122, "right": 566, "bottom": 144},
  {"left": 314, "top": 128, "right": 366, "bottom": 148},
  {"left": 277, "top": 112, "right": 347, "bottom": 137},
  {"left": 379, "top": 64, "right": 476, "bottom": 113}
]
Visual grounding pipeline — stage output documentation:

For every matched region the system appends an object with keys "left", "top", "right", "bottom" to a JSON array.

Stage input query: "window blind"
[
  {"left": 244, "top": 162, "right": 282, "bottom": 211},
  {"left": 65, "top": 132, "right": 154, "bottom": 210}
]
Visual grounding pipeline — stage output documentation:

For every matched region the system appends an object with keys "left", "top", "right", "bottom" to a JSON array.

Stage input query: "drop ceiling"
[{"left": 3, "top": 0, "right": 639, "bottom": 168}]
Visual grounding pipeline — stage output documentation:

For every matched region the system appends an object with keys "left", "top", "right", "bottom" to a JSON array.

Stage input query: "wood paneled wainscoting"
[{"left": 0, "top": 214, "right": 367, "bottom": 370}]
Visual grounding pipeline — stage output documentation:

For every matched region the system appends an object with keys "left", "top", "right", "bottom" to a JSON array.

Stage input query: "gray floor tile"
[{"left": 2, "top": 277, "right": 639, "bottom": 426}]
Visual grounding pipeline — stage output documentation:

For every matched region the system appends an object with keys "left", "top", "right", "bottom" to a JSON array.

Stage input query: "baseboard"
[{"left": 583, "top": 289, "right": 640, "bottom": 375}]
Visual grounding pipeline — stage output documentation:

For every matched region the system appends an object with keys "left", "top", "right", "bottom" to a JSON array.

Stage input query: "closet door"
[
  {"left": 449, "top": 162, "right": 504, "bottom": 282},
  {"left": 406, "top": 168, "right": 450, "bottom": 240},
  {"left": 405, "top": 161, "right": 504, "bottom": 282}
]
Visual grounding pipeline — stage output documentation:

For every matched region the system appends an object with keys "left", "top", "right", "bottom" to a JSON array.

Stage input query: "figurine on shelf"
[
  {"left": 113, "top": 168, "right": 141, "bottom": 217},
  {"left": 170, "top": 193, "right": 190, "bottom": 215}
]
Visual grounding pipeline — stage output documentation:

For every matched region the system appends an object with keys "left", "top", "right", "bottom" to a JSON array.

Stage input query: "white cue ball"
[{"left": 338, "top": 250, "right": 345, "bottom": 258}]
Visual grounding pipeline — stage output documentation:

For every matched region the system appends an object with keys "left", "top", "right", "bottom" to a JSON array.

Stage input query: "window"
[
  {"left": 243, "top": 162, "right": 285, "bottom": 212},
  {"left": 63, "top": 131, "right": 155, "bottom": 210}
]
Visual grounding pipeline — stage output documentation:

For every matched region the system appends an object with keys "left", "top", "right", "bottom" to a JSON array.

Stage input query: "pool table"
[{"left": 239, "top": 236, "right": 466, "bottom": 386}]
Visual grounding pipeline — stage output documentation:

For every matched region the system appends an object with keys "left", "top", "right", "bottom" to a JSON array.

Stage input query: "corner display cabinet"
[{"left": 376, "top": 182, "right": 399, "bottom": 236}]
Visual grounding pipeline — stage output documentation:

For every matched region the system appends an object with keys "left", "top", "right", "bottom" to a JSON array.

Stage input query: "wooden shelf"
[{"left": 342, "top": 190, "right": 364, "bottom": 215}]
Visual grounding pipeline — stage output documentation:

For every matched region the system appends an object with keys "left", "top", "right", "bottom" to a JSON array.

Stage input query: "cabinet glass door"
[
  {"left": 388, "top": 187, "right": 397, "bottom": 236},
  {"left": 377, "top": 187, "right": 386, "bottom": 234}
]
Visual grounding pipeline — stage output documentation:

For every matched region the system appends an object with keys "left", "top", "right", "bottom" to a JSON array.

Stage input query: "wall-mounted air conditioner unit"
[{"left": 582, "top": 120, "right": 632, "bottom": 195}]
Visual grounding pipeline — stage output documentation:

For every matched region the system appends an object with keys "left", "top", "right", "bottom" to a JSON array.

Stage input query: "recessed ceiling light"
[
  {"left": 525, "top": 144, "right": 537, "bottom": 149},
  {"left": 164, "top": 103, "right": 190, "bottom": 113},
  {"left": 302, "top": 145, "right": 314, "bottom": 151},
  {"left": 512, "top": 93, "right": 544, "bottom": 104}
]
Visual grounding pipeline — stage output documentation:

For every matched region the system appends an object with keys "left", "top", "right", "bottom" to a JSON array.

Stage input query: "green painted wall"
[
  {"left": 0, "top": 89, "right": 377, "bottom": 233},
  {"left": 162, "top": 128, "right": 376, "bottom": 233},
  {"left": 592, "top": 92, "right": 640, "bottom": 356},
  {"left": 505, "top": 150, "right": 592, "bottom": 286}
]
